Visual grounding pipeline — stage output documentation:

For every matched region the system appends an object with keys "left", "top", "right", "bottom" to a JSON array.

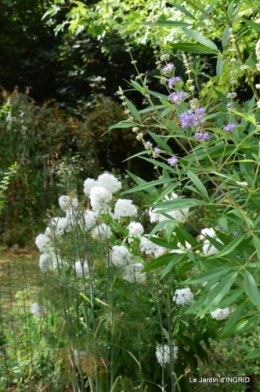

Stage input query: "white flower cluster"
[
  {"left": 127, "top": 221, "right": 144, "bottom": 243},
  {"left": 210, "top": 307, "right": 230, "bottom": 320},
  {"left": 113, "top": 199, "right": 137, "bottom": 219},
  {"left": 59, "top": 195, "right": 78, "bottom": 211},
  {"left": 83, "top": 172, "right": 122, "bottom": 196},
  {"left": 108, "top": 245, "right": 147, "bottom": 283},
  {"left": 199, "top": 228, "right": 222, "bottom": 256},
  {"left": 139, "top": 236, "right": 165, "bottom": 257},
  {"left": 172, "top": 288, "right": 194, "bottom": 306},
  {"left": 149, "top": 192, "right": 189, "bottom": 224},
  {"left": 156, "top": 344, "right": 178, "bottom": 366},
  {"left": 110, "top": 245, "right": 132, "bottom": 267},
  {"left": 73, "top": 260, "right": 90, "bottom": 277},
  {"left": 91, "top": 223, "right": 112, "bottom": 241},
  {"left": 122, "top": 263, "right": 146, "bottom": 283},
  {"left": 31, "top": 302, "right": 47, "bottom": 316},
  {"left": 36, "top": 233, "right": 52, "bottom": 253},
  {"left": 45, "top": 217, "right": 68, "bottom": 237}
]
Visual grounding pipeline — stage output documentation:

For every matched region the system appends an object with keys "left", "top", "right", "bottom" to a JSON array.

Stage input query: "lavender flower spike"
[
  {"left": 223, "top": 123, "right": 236, "bottom": 132},
  {"left": 162, "top": 63, "right": 175, "bottom": 73},
  {"left": 168, "top": 76, "right": 182, "bottom": 88},
  {"left": 167, "top": 156, "right": 178, "bottom": 166},
  {"left": 169, "top": 91, "right": 187, "bottom": 105}
]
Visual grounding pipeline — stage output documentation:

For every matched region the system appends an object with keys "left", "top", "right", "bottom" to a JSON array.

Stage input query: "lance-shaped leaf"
[
  {"left": 125, "top": 98, "right": 142, "bottom": 123},
  {"left": 245, "top": 348, "right": 260, "bottom": 360},
  {"left": 209, "top": 234, "right": 246, "bottom": 259},
  {"left": 219, "top": 302, "right": 246, "bottom": 339},
  {"left": 148, "top": 131, "right": 173, "bottom": 154},
  {"left": 196, "top": 272, "right": 238, "bottom": 316},
  {"left": 185, "top": 266, "right": 233, "bottom": 285},
  {"left": 244, "top": 270, "right": 260, "bottom": 306},
  {"left": 142, "top": 253, "right": 183, "bottom": 273},
  {"left": 170, "top": 43, "right": 218, "bottom": 54},
  {"left": 186, "top": 170, "right": 210, "bottom": 202},
  {"left": 181, "top": 28, "right": 219, "bottom": 52}
]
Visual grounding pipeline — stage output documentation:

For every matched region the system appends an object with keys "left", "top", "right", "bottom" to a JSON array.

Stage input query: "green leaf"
[
  {"left": 216, "top": 58, "right": 223, "bottom": 77},
  {"left": 221, "top": 25, "right": 230, "bottom": 49},
  {"left": 160, "top": 254, "right": 184, "bottom": 278},
  {"left": 230, "top": 110, "right": 256, "bottom": 125},
  {"left": 148, "top": 131, "right": 173, "bottom": 154},
  {"left": 125, "top": 98, "right": 142, "bottom": 123},
  {"left": 123, "top": 177, "right": 174, "bottom": 194},
  {"left": 229, "top": 315, "right": 260, "bottom": 336},
  {"left": 245, "top": 348, "right": 260, "bottom": 360},
  {"left": 151, "top": 198, "right": 205, "bottom": 211},
  {"left": 181, "top": 28, "right": 219, "bottom": 52},
  {"left": 209, "top": 234, "right": 246, "bottom": 259},
  {"left": 129, "top": 79, "right": 145, "bottom": 94},
  {"left": 144, "top": 20, "right": 190, "bottom": 27},
  {"left": 252, "top": 235, "right": 260, "bottom": 261},
  {"left": 166, "top": 2, "right": 196, "bottom": 20},
  {"left": 142, "top": 253, "right": 182, "bottom": 272},
  {"left": 242, "top": 18, "right": 260, "bottom": 34},
  {"left": 219, "top": 302, "right": 246, "bottom": 339},
  {"left": 108, "top": 121, "right": 133, "bottom": 130},
  {"left": 244, "top": 270, "right": 260, "bottom": 306},
  {"left": 186, "top": 170, "right": 210, "bottom": 202},
  {"left": 217, "top": 288, "right": 244, "bottom": 309},
  {"left": 186, "top": 266, "right": 233, "bottom": 284},
  {"left": 197, "top": 272, "right": 238, "bottom": 316},
  {"left": 170, "top": 43, "right": 218, "bottom": 54}
]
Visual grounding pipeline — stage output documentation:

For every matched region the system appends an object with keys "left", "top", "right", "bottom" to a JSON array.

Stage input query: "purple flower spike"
[
  {"left": 169, "top": 91, "right": 187, "bottom": 105},
  {"left": 162, "top": 63, "right": 175, "bottom": 73},
  {"left": 223, "top": 123, "right": 236, "bottom": 132},
  {"left": 168, "top": 76, "right": 182, "bottom": 88},
  {"left": 195, "top": 132, "right": 203, "bottom": 139},
  {"left": 144, "top": 141, "right": 153, "bottom": 149},
  {"left": 167, "top": 156, "right": 178, "bottom": 166},
  {"left": 153, "top": 147, "right": 160, "bottom": 158},
  {"left": 203, "top": 132, "right": 210, "bottom": 140}
]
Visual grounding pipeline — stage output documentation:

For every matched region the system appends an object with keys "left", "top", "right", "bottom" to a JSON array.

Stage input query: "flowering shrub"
[
  {"left": 108, "top": 3, "right": 260, "bottom": 368},
  {"left": 32, "top": 171, "right": 220, "bottom": 391}
]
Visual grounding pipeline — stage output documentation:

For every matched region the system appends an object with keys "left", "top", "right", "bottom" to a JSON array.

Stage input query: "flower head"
[
  {"left": 35, "top": 234, "right": 52, "bottom": 253},
  {"left": 97, "top": 172, "right": 122, "bottom": 193},
  {"left": 31, "top": 303, "right": 47, "bottom": 316},
  {"left": 113, "top": 199, "right": 137, "bottom": 219},
  {"left": 162, "top": 63, "right": 175, "bottom": 73},
  {"left": 73, "top": 260, "right": 90, "bottom": 277},
  {"left": 168, "top": 76, "right": 182, "bottom": 88},
  {"left": 89, "top": 186, "right": 112, "bottom": 210},
  {"left": 169, "top": 91, "right": 187, "bottom": 104},
  {"left": 91, "top": 224, "right": 112, "bottom": 241},
  {"left": 203, "top": 132, "right": 210, "bottom": 141},
  {"left": 127, "top": 221, "right": 144, "bottom": 240},
  {"left": 180, "top": 108, "right": 205, "bottom": 129},
  {"left": 45, "top": 217, "right": 68, "bottom": 237},
  {"left": 110, "top": 245, "right": 132, "bottom": 267},
  {"left": 122, "top": 263, "right": 146, "bottom": 283},
  {"left": 152, "top": 147, "right": 160, "bottom": 158},
  {"left": 156, "top": 345, "right": 178, "bottom": 366},
  {"left": 83, "top": 178, "right": 97, "bottom": 196},
  {"left": 210, "top": 307, "right": 230, "bottom": 320},
  {"left": 167, "top": 156, "right": 178, "bottom": 166},
  {"left": 223, "top": 123, "right": 236, "bottom": 132},
  {"left": 59, "top": 196, "right": 78, "bottom": 211},
  {"left": 144, "top": 141, "right": 153, "bottom": 149},
  {"left": 173, "top": 288, "right": 194, "bottom": 306}
]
